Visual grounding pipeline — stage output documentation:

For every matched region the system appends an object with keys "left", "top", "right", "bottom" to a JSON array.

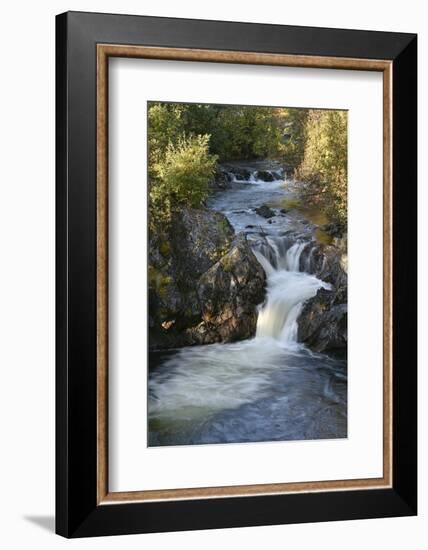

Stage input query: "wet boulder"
[
  {"left": 148, "top": 207, "right": 234, "bottom": 348},
  {"left": 298, "top": 289, "right": 347, "bottom": 353},
  {"left": 297, "top": 241, "right": 347, "bottom": 353},
  {"left": 221, "top": 165, "right": 252, "bottom": 181},
  {"left": 255, "top": 170, "right": 275, "bottom": 182},
  {"left": 195, "top": 234, "right": 266, "bottom": 343},
  {"left": 255, "top": 204, "right": 275, "bottom": 218},
  {"left": 149, "top": 211, "right": 266, "bottom": 349},
  {"left": 209, "top": 166, "right": 233, "bottom": 191}
]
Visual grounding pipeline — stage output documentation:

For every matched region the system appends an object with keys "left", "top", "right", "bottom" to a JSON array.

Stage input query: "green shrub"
[
  {"left": 149, "top": 134, "right": 217, "bottom": 223},
  {"left": 148, "top": 103, "right": 187, "bottom": 166}
]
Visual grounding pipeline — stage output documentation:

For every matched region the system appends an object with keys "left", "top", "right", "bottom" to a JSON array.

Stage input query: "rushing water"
[{"left": 148, "top": 162, "right": 347, "bottom": 446}]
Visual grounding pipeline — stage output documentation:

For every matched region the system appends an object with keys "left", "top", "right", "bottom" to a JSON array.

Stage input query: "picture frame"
[{"left": 56, "top": 11, "right": 417, "bottom": 538}]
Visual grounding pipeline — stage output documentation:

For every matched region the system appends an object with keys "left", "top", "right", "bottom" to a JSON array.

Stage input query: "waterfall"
[
  {"left": 226, "top": 167, "right": 284, "bottom": 184},
  {"left": 255, "top": 241, "right": 331, "bottom": 344}
]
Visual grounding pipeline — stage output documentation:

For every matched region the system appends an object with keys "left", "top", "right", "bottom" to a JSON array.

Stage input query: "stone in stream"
[
  {"left": 255, "top": 204, "right": 275, "bottom": 218},
  {"left": 222, "top": 166, "right": 252, "bottom": 181},
  {"left": 298, "top": 289, "right": 347, "bottom": 353},
  {"left": 209, "top": 166, "right": 233, "bottom": 191},
  {"left": 255, "top": 170, "right": 275, "bottom": 182}
]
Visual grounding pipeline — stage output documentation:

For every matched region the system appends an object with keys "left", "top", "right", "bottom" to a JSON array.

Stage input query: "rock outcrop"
[
  {"left": 255, "top": 170, "right": 276, "bottom": 182},
  {"left": 196, "top": 235, "right": 266, "bottom": 343},
  {"left": 297, "top": 239, "right": 347, "bottom": 354},
  {"left": 255, "top": 204, "right": 275, "bottom": 218},
  {"left": 209, "top": 166, "right": 233, "bottom": 191},
  {"left": 149, "top": 208, "right": 266, "bottom": 349}
]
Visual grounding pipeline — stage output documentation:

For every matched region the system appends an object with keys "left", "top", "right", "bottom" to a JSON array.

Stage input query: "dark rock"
[
  {"left": 297, "top": 241, "right": 347, "bottom": 353},
  {"left": 255, "top": 170, "right": 275, "bottom": 182},
  {"left": 282, "top": 164, "right": 294, "bottom": 178},
  {"left": 149, "top": 210, "right": 266, "bottom": 349},
  {"left": 234, "top": 171, "right": 251, "bottom": 181},
  {"left": 222, "top": 166, "right": 252, "bottom": 181},
  {"left": 298, "top": 289, "right": 347, "bottom": 353},
  {"left": 149, "top": 207, "right": 234, "bottom": 348},
  {"left": 195, "top": 234, "right": 266, "bottom": 343},
  {"left": 169, "top": 208, "right": 234, "bottom": 278},
  {"left": 210, "top": 167, "right": 233, "bottom": 190},
  {"left": 300, "top": 242, "right": 347, "bottom": 289},
  {"left": 280, "top": 208, "right": 288, "bottom": 214},
  {"left": 321, "top": 222, "right": 344, "bottom": 238},
  {"left": 255, "top": 204, "right": 275, "bottom": 218}
]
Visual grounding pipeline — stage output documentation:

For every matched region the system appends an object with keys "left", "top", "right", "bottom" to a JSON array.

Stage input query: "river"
[{"left": 148, "top": 162, "right": 347, "bottom": 446}]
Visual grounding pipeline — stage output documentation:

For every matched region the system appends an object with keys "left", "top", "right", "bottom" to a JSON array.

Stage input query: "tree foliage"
[
  {"left": 148, "top": 102, "right": 284, "bottom": 163},
  {"left": 296, "top": 110, "right": 348, "bottom": 227},
  {"left": 149, "top": 134, "right": 217, "bottom": 224},
  {"left": 280, "top": 108, "right": 308, "bottom": 169},
  {"left": 147, "top": 101, "right": 348, "bottom": 229},
  {"left": 211, "top": 106, "right": 284, "bottom": 160}
]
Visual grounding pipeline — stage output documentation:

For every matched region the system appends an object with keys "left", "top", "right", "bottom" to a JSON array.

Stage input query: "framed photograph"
[{"left": 56, "top": 11, "right": 417, "bottom": 537}]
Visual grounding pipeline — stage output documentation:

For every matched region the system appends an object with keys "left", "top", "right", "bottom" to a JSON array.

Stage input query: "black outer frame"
[{"left": 56, "top": 11, "right": 417, "bottom": 538}]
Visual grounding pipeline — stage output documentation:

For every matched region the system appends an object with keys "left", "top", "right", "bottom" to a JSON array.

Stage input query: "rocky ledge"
[
  {"left": 149, "top": 207, "right": 266, "bottom": 349},
  {"left": 297, "top": 239, "right": 347, "bottom": 354}
]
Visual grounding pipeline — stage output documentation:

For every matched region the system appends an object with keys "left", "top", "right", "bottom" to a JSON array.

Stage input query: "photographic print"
[
  {"left": 57, "top": 14, "right": 417, "bottom": 536},
  {"left": 147, "top": 101, "right": 348, "bottom": 447}
]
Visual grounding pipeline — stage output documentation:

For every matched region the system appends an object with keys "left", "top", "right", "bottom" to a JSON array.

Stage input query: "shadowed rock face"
[
  {"left": 196, "top": 235, "right": 266, "bottom": 343},
  {"left": 297, "top": 240, "right": 347, "bottom": 354},
  {"left": 149, "top": 208, "right": 265, "bottom": 349},
  {"left": 209, "top": 166, "right": 233, "bottom": 191},
  {"left": 255, "top": 170, "right": 276, "bottom": 182},
  {"left": 298, "top": 289, "right": 347, "bottom": 353},
  {"left": 255, "top": 204, "right": 275, "bottom": 218}
]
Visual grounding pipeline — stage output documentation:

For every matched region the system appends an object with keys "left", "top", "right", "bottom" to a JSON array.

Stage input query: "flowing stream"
[{"left": 148, "top": 162, "right": 347, "bottom": 446}]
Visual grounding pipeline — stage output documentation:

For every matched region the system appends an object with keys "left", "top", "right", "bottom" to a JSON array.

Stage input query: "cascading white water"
[
  {"left": 255, "top": 241, "right": 331, "bottom": 344},
  {"left": 228, "top": 169, "right": 284, "bottom": 185}
]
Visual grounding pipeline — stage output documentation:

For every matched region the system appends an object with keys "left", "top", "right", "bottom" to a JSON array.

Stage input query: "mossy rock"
[{"left": 159, "top": 240, "right": 171, "bottom": 258}]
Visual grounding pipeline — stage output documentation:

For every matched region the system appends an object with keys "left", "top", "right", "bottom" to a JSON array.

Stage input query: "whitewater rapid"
[{"left": 254, "top": 241, "right": 331, "bottom": 343}]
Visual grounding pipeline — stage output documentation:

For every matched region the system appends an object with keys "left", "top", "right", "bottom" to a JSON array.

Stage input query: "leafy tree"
[
  {"left": 212, "top": 106, "right": 284, "bottom": 160},
  {"left": 149, "top": 134, "right": 217, "bottom": 224},
  {"left": 280, "top": 108, "right": 308, "bottom": 169},
  {"left": 148, "top": 102, "right": 285, "bottom": 164},
  {"left": 296, "top": 109, "right": 347, "bottom": 227},
  {"left": 148, "top": 103, "right": 188, "bottom": 171}
]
